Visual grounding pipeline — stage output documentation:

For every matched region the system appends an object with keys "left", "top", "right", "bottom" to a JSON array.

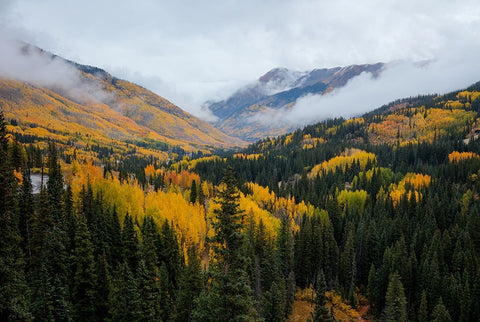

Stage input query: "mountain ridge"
[
  {"left": 1, "top": 43, "right": 246, "bottom": 160},
  {"left": 206, "top": 63, "right": 384, "bottom": 142}
]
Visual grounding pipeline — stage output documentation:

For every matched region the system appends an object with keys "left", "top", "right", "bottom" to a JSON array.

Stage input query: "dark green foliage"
[
  {"left": 417, "top": 290, "right": 428, "bottom": 322},
  {"left": 190, "top": 179, "right": 197, "bottom": 203},
  {"left": 72, "top": 214, "right": 97, "bottom": 321},
  {"left": 385, "top": 272, "right": 407, "bottom": 322},
  {"left": 174, "top": 244, "right": 203, "bottom": 322},
  {"left": 193, "top": 167, "right": 256, "bottom": 321},
  {"left": 122, "top": 213, "right": 139, "bottom": 273},
  {"left": 261, "top": 281, "right": 286, "bottom": 322},
  {"left": 0, "top": 111, "right": 32, "bottom": 321},
  {"left": 311, "top": 271, "right": 333, "bottom": 322},
  {"left": 431, "top": 297, "right": 451, "bottom": 322},
  {"left": 137, "top": 259, "right": 160, "bottom": 321},
  {"left": 108, "top": 263, "right": 141, "bottom": 321}
]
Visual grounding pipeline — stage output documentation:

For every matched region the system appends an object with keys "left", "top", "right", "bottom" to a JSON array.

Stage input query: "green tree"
[
  {"left": 190, "top": 179, "right": 197, "bottom": 203},
  {"left": 311, "top": 271, "right": 333, "bottom": 322},
  {"left": 0, "top": 111, "right": 32, "bottom": 321},
  {"left": 72, "top": 215, "right": 97, "bottom": 321},
  {"left": 385, "top": 271, "right": 407, "bottom": 322},
  {"left": 431, "top": 297, "right": 451, "bottom": 322},
  {"left": 417, "top": 290, "right": 428, "bottom": 322},
  {"left": 108, "top": 263, "right": 141, "bottom": 321},
  {"left": 122, "top": 213, "right": 139, "bottom": 273},
  {"left": 193, "top": 167, "right": 256, "bottom": 321},
  {"left": 137, "top": 259, "right": 160, "bottom": 321},
  {"left": 174, "top": 244, "right": 203, "bottom": 322}
]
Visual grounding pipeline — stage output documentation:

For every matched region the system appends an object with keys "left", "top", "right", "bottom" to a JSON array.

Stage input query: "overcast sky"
[{"left": 1, "top": 0, "right": 480, "bottom": 121}]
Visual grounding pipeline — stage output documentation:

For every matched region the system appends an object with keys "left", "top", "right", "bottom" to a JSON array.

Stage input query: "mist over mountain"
[
  {"left": 206, "top": 63, "right": 384, "bottom": 141},
  {"left": 0, "top": 39, "right": 245, "bottom": 156}
]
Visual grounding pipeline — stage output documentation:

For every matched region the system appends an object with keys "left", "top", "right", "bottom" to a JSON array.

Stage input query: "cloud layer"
[{"left": 1, "top": 0, "right": 479, "bottom": 121}]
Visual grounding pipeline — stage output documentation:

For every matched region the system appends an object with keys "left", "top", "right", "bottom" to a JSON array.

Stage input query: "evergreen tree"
[
  {"left": 122, "top": 213, "right": 139, "bottom": 273},
  {"left": 72, "top": 214, "right": 97, "bottom": 321},
  {"left": 137, "top": 259, "right": 160, "bottom": 321},
  {"left": 311, "top": 271, "right": 333, "bottom": 322},
  {"left": 193, "top": 167, "right": 256, "bottom": 321},
  {"left": 385, "top": 271, "right": 407, "bottom": 322},
  {"left": 190, "top": 179, "right": 197, "bottom": 203},
  {"left": 0, "top": 111, "right": 32, "bottom": 321},
  {"left": 95, "top": 254, "right": 112, "bottom": 322},
  {"left": 158, "top": 263, "right": 172, "bottom": 322},
  {"left": 261, "top": 281, "right": 286, "bottom": 322},
  {"left": 431, "top": 297, "right": 451, "bottom": 322},
  {"left": 417, "top": 290, "right": 428, "bottom": 322},
  {"left": 109, "top": 263, "right": 141, "bottom": 321},
  {"left": 174, "top": 244, "right": 203, "bottom": 322}
]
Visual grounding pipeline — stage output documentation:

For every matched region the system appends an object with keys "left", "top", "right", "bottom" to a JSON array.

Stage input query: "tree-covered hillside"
[{"left": 1, "top": 81, "right": 480, "bottom": 321}]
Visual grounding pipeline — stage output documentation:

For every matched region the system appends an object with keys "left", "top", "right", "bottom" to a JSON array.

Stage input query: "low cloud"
[
  {"left": 250, "top": 48, "right": 480, "bottom": 128},
  {"left": 0, "top": 31, "right": 112, "bottom": 104}
]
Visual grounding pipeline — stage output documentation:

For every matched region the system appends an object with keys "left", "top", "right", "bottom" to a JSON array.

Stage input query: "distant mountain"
[
  {"left": 1, "top": 44, "right": 245, "bottom": 159},
  {"left": 207, "top": 63, "right": 384, "bottom": 142}
]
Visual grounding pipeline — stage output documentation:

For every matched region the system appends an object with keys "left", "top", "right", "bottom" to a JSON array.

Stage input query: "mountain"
[
  {"left": 0, "top": 44, "right": 245, "bottom": 161},
  {"left": 206, "top": 63, "right": 384, "bottom": 142}
]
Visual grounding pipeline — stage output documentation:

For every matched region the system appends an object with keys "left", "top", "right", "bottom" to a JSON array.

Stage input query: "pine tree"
[
  {"left": 417, "top": 290, "right": 428, "bottom": 322},
  {"left": 277, "top": 211, "right": 295, "bottom": 317},
  {"left": 108, "top": 263, "right": 141, "bottom": 321},
  {"left": 385, "top": 271, "right": 407, "bottom": 322},
  {"left": 261, "top": 281, "right": 286, "bottom": 322},
  {"left": 122, "top": 213, "right": 139, "bottom": 273},
  {"left": 0, "top": 111, "right": 32, "bottom": 321},
  {"left": 431, "top": 297, "right": 451, "bottom": 322},
  {"left": 193, "top": 167, "right": 256, "bottom": 321},
  {"left": 159, "top": 263, "right": 172, "bottom": 322},
  {"left": 174, "top": 244, "right": 203, "bottom": 322},
  {"left": 311, "top": 271, "right": 333, "bottom": 322},
  {"left": 95, "top": 254, "right": 112, "bottom": 321},
  {"left": 190, "top": 179, "right": 197, "bottom": 203},
  {"left": 137, "top": 259, "right": 160, "bottom": 321},
  {"left": 72, "top": 214, "right": 97, "bottom": 321}
]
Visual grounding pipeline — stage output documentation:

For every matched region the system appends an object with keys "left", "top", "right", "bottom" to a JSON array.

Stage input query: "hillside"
[
  {"left": 1, "top": 44, "right": 245, "bottom": 162},
  {"left": 3, "top": 74, "right": 480, "bottom": 321},
  {"left": 207, "top": 63, "right": 384, "bottom": 141}
]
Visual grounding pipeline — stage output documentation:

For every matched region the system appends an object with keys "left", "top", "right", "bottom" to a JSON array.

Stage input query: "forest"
[{"left": 1, "top": 84, "right": 480, "bottom": 321}]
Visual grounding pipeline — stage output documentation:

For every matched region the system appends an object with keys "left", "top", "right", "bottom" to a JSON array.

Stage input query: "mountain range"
[
  {"left": 206, "top": 63, "right": 384, "bottom": 141},
  {"left": 1, "top": 44, "right": 244, "bottom": 160}
]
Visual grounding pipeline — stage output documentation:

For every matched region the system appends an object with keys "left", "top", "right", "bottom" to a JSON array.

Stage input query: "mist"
[
  {"left": 0, "top": 32, "right": 112, "bottom": 104},
  {"left": 249, "top": 46, "right": 480, "bottom": 128}
]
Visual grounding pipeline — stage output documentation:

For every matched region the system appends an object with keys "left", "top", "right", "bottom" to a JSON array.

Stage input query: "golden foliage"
[
  {"left": 233, "top": 153, "right": 264, "bottom": 160},
  {"left": 309, "top": 149, "right": 376, "bottom": 178},
  {"left": 369, "top": 107, "right": 476, "bottom": 145},
  {"left": 457, "top": 91, "right": 480, "bottom": 103},
  {"left": 448, "top": 151, "right": 480, "bottom": 163},
  {"left": 388, "top": 173, "right": 431, "bottom": 206}
]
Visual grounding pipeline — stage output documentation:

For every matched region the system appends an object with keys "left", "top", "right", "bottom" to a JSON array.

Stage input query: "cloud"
[
  {"left": 0, "top": 31, "right": 114, "bottom": 104},
  {"left": 251, "top": 52, "right": 480, "bottom": 128},
  {"left": 1, "top": 0, "right": 480, "bottom": 121}
]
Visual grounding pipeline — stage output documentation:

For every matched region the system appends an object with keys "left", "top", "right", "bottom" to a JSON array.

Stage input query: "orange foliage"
[
  {"left": 448, "top": 151, "right": 480, "bottom": 163},
  {"left": 13, "top": 169, "right": 23, "bottom": 185},
  {"left": 388, "top": 173, "right": 431, "bottom": 206}
]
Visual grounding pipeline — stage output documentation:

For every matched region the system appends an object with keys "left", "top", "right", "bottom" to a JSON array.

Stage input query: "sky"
[{"left": 1, "top": 0, "right": 480, "bottom": 124}]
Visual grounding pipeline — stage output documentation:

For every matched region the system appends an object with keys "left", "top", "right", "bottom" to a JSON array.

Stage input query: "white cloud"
[{"left": 1, "top": 0, "right": 479, "bottom": 121}]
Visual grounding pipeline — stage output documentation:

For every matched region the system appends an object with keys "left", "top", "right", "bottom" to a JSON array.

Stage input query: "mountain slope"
[
  {"left": 207, "top": 63, "right": 384, "bottom": 142},
  {"left": 1, "top": 44, "right": 245, "bottom": 160}
]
